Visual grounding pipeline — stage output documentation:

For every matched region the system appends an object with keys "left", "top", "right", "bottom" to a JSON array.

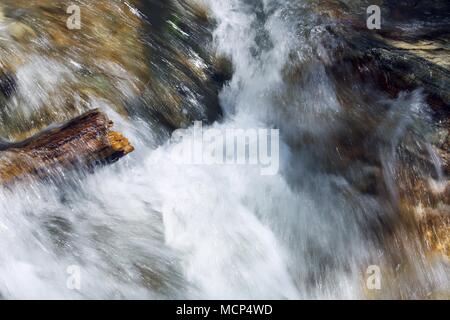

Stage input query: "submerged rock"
[
  {"left": 7, "top": 21, "right": 36, "bottom": 42},
  {"left": 0, "top": 0, "right": 224, "bottom": 140},
  {"left": 0, "top": 72, "right": 16, "bottom": 98},
  {"left": 307, "top": 0, "right": 450, "bottom": 277}
]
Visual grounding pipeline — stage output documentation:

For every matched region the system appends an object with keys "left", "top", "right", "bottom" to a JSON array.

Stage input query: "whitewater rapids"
[{"left": 0, "top": 0, "right": 448, "bottom": 299}]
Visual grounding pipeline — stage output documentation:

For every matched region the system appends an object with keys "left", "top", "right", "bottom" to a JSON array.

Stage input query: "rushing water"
[{"left": 0, "top": 0, "right": 448, "bottom": 299}]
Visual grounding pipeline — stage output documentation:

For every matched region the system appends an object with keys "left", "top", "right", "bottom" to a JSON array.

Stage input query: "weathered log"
[{"left": 0, "top": 109, "right": 134, "bottom": 185}]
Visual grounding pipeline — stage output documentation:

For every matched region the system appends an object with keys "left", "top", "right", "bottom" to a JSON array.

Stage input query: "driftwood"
[{"left": 0, "top": 109, "right": 134, "bottom": 185}]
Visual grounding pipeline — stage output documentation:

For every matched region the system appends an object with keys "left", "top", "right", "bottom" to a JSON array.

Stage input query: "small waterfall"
[{"left": 0, "top": 0, "right": 448, "bottom": 299}]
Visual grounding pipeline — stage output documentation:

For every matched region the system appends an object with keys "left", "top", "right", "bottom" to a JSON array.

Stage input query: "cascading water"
[{"left": 0, "top": 0, "right": 448, "bottom": 299}]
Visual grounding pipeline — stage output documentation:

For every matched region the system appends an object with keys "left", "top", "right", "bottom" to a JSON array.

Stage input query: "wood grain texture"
[{"left": 0, "top": 109, "right": 134, "bottom": 185}]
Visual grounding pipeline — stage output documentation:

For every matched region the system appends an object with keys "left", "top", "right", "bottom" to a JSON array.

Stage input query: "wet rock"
[
  {"left": 7, "top": 21, "right": 36, "bottom": 42},
  {"left": 136, "top": 0, "right": 223, "bottom": 129},
  {"left": 381, "top": 39, "right": 450, "bottom": 70},
  {"left": 311, "top": 0, "right": 450, "bottom": 267},
  {"left": 0, "top": 72, "right": 16, "bottom": 98},
  {"left": 212, "top": 55, "right": 233, "bottom": 84},
  {"left": 313, "top": 1, "right": 450, "bottom": 112},
  {"left": 0, "top": 0, "right": 223, "bottom": 139},
  {"left": 368, "top": 46, "right": 450, "bottom": 112},
  {"left": 421, "top": 211, "right": 450, "bottom": 259},
  {"left": 345, "top": 163, "right": 382, "bottom": 195}
]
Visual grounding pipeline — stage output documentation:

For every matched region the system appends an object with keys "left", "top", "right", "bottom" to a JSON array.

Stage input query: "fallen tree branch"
[{"left": 0, "top": 109, "right": 134, "bottom": 185}]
